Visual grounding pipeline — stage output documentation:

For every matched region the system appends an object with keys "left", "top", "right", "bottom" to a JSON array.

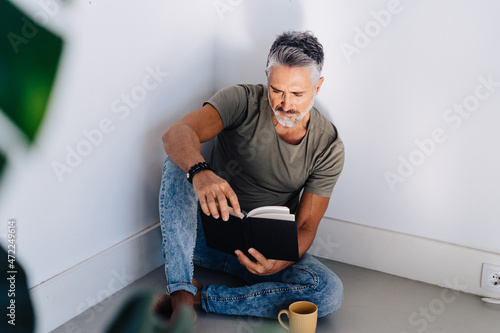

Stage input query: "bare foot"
[
  {"left": 151, "top": 293, "right": 173, "bottom": 320},
  {"left": 152, "top": 279, "right": 203, "bottom": 322},
  {"left": 171, "top": 279, "right": 202, "bottom": 321},
  {"left": 192, "top": 278, "right": 203, "bottom": 309}
]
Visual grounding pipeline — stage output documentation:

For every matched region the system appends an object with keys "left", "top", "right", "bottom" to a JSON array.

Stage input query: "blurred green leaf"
[
  {"left": 0, "top": 152, "right": 5, "bottom": 179},
  {"left": 0, "top": 0, "right": 63, "bottom": 142}
]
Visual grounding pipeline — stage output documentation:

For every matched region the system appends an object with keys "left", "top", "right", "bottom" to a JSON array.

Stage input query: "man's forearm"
[
  {"left": 162, "top": 103, "right": 224, "bottom": 172},
  {"left": 294, "top": 191, "right": 331, "bottom": 259},
  {"left": 297, "top": 227, "right": 317, "bottom": 258}
]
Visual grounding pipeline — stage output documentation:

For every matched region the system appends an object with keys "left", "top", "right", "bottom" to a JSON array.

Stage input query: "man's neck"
[{"left": 272, "top": 112, "right": 310, "bottom": 145}]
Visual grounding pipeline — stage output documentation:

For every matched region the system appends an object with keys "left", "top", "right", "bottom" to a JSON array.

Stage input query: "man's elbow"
[
  {"left": 162, "top": 128, "right": 171, "bottom": 145},
  {"left": 162, "top": 125, "right": 178, "bottom": 153}
]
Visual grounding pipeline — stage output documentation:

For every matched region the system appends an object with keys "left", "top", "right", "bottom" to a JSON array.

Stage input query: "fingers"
[
  {"left": 194, "top": 171, "right": 240, "bottom": 221},
  {"left": 235, "top": 248, "right": 272, "bottom": 275},
  {"left": 235, "top": 250, "right": 259, "bottom": 274},
  {"left": 225, "top": 189, "right": 241, "bottom": 216},
  {"left": 216, "top": 194, "right": 230, "bottom": 221},
  {"left": 217, "top": 187, "right": 241, "bottom": 220},
  {"left": 206, "top": 195, "right": 221, "bottom": 219},
  {"left": 198, "top": 182, "right": 219, "bottom": 218},
  {"left": 198, "top": 199, "right": 211, "bottom": 217},
  {"left": 247, "top": 248, "right": 266, "bottom": 263}
]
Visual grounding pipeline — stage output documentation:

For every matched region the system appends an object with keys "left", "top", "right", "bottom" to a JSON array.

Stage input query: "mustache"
[{"left": 275, "top": 107, "right": 299, "bottom": 114}]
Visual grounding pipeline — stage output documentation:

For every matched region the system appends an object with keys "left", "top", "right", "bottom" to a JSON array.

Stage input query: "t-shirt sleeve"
[
  {"left": 304, "top": 140, "right": 345, "bottom": 197},
  {"left": 203, "top": 85, "right": 249, "bottom": 129}
]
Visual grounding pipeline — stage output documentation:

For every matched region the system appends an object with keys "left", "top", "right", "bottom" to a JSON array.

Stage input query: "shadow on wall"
[
  {"left": 214, "top": 0, "right": 305, "bottom": 87},
  {"left": 144, "top": 37, "right": 217, "bottom": 195},
  {"left": 314, "top": 100, "right": 338, "bottom": 127}
]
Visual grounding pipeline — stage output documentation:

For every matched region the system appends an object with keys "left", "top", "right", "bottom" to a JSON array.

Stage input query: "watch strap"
[{"left": 187, "top": 162, "right": 211, "bottom": 183}]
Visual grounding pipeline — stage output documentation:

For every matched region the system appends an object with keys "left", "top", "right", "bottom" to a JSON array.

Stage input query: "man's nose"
[{"left": 281, "top": 94, "right": 292, "bottom": 111}]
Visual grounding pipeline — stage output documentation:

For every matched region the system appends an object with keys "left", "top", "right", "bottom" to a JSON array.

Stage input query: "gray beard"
[{"left": 273, "top": 109, "right": 308, "bottom": 127}]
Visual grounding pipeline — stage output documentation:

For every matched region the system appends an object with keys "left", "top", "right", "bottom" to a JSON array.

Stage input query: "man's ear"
[{"left": 315, "top": 77, "right": 325, "bottom": 96}]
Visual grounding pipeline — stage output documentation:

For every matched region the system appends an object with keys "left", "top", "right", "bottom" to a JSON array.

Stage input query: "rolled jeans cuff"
[{"left": 166, "top": 281, "right": 198, "bottom": 297}]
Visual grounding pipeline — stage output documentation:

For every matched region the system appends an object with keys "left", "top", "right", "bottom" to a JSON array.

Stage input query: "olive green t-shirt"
[{"left": 205, "top": 84, "right": 344, "bottom": 213}]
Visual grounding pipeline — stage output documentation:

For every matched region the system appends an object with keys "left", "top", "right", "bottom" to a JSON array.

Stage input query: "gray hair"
[{"left": 266, "top": 31, "right": 324, "bottom": 85}]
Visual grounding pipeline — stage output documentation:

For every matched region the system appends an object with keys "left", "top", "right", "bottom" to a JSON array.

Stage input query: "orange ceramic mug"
[{"left": 278, "top": 301, "right": 318, "bottom": 333}]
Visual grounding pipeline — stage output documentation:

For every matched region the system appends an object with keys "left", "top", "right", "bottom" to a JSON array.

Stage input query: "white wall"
[
  {"left": 214, "top": 0, "right": 500, "bottom": 254},
  {"left": 320, "top": 0, "right": 500, "bottom": 254}
]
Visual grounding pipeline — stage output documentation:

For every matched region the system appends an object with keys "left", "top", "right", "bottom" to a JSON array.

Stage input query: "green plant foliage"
[
  {"left": 0, "top": 152, "right": 5, "bottom": 179},
  {"left": 0, "top": 0, "right": 63, "bottom": 143}
]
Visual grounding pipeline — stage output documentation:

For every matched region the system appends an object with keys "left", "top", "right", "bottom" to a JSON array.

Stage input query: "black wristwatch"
[{"left": 187, "top": 162, "right": 211, "bottom": 183}]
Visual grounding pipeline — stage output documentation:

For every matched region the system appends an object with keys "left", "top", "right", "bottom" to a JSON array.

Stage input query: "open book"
[
  {"left": 200, "top": 205, "right": 299, "bottom": 261},
  {"left": 227, "top": 206, "right": 295, "bottom": 221}
]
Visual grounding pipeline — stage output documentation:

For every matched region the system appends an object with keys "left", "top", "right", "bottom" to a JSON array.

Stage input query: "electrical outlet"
[{"left": 481, "top": 263, "right": 500, "bottom": 293}]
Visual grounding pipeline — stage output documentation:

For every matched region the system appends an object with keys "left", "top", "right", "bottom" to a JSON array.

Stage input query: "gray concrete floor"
[{"left": 51, "top": 258, "right": 500, "bottom": 333}]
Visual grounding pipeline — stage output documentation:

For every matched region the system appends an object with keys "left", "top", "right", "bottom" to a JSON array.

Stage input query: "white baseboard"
[
  {"left": 30, "top": 223, "right": 164, "bottom": 333},
  {"left": 308, "top": 217, "right": 500, "bottom": 298}
]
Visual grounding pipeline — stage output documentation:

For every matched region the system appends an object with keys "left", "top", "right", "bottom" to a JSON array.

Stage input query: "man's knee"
[
  {"left": 160, "top": 157, "right": 196, "bottom": 202},
  {"left": 162, "top": 157, "right": 183, "bottom": 177},
  {"left": 282, "top": 262, "right": 343, "bottom": 317},
  {"left": 316, "top": 270, "right": 343, "bottom": 317}
]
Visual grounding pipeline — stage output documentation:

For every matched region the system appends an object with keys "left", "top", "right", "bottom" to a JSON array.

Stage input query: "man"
[{"left": 157, "top": 31, "right": 344, "bottom": 320}]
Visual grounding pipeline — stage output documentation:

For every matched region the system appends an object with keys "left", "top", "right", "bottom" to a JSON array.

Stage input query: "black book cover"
[{"left": 199, "top": 208, "right": 299, "bottom": 262}]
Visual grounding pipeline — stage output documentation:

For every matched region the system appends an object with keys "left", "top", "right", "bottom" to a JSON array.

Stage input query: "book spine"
[{"left": 241, "top": 217, "right": 254, "bottom": 254}]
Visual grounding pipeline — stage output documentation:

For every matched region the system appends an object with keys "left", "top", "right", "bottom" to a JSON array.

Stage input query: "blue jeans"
[{"left": 159, "top": 157, "right": 343, "bottom": 318}]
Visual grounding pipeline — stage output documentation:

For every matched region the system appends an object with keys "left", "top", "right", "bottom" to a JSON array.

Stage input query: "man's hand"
[
  {"left": 193, "top": 169, "right": 241, "bottom": 221},
  {"left": 235, "top": 248, "right": 293, "bottom": 276}
]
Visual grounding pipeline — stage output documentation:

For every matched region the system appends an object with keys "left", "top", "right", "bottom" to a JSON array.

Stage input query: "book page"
[
  {"left": 250, "top": 213, "right": 295, "bottom": 221},
  {"left": 247, "top": 206, "right": 293, "bottom": 220},
  {"left": 247, "top": 206, "right": 290, "bottom": 217}
]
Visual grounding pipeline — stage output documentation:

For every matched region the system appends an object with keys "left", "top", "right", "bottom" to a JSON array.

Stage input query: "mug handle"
[{"left": 278, "top": 309, "right": 290, "bottom": 331}]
